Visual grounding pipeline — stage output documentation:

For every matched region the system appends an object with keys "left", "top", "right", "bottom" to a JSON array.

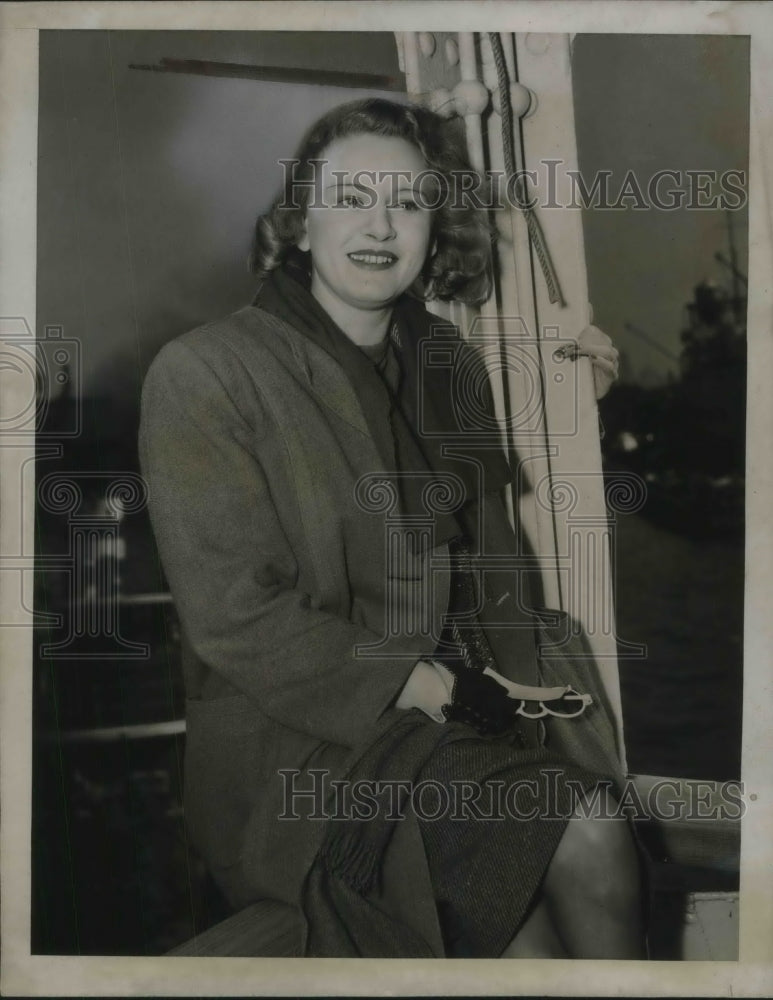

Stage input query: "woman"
[{"left": 139, "top": 98, "right": 644, "bottom": 959}]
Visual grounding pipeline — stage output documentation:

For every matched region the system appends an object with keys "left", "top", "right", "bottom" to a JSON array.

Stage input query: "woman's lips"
[{"left": 347, "top": 251, "right": 398, "bottom": 269}]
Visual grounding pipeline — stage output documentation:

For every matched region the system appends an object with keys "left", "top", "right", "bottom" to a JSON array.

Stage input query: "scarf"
[
  {"left": 300, "top": 706, "right": 520, "bottom": 957},
  {"left": 253, "top": 251, "right": 513, "bottom": 549}
]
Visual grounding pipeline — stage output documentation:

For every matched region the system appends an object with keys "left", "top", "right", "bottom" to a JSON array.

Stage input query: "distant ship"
[{"left": 601, "top": 270, "right": 746, "bottom": 540}]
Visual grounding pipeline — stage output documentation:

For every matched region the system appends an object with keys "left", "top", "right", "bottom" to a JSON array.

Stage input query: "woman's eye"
[
  {"left": 393, "top": 200, "right": 420, "bottom": 212},
  {"left": 338, "top": 194, "right": 365, "bottom": 208}
]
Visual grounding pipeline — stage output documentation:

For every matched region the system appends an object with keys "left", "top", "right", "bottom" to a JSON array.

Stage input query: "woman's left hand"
[{"left": 576, "top": 325, "right": 620, "bottom": 400}]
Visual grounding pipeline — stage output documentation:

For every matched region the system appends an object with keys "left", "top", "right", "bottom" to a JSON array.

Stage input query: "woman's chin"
[{"left": 345, "top": 290, "right": 405, "bottom": 312}]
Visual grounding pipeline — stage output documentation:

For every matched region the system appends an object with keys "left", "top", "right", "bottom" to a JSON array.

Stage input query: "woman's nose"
[{"left": 364, "top": 203, "right": 396, "bottom": 241}]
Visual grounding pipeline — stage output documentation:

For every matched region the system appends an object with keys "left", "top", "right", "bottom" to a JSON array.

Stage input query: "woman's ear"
[{"left": 297, "top": 220, "right": 310, "bottom": 253}]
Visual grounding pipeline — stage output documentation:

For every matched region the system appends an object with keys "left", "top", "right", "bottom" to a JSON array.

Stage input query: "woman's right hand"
[{"left": 394, "top": 659, "right": 454, "bottom": 722}]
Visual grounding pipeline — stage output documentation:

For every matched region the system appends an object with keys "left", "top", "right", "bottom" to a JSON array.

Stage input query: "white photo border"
[{"left": 1, "top": 1, "right": 771, "bottom": 996}]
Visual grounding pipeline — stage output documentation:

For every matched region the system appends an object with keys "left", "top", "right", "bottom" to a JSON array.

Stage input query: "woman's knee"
[{"left": 545, "top": 791, "right": 641, "bottom": 910}]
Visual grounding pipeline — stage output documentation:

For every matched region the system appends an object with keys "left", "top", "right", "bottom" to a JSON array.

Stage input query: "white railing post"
[{"left": 513, "top": 32, "right": 625, "bottom": 761}]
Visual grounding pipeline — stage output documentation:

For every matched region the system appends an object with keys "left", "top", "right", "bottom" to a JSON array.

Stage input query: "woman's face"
[{"left": 297, "top": 133, "right": 435, "bottom": 320}]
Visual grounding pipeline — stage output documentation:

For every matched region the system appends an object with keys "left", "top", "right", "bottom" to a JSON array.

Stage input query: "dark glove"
[{"left": 441, "top": 667, "right": 521, "bottom": 736}]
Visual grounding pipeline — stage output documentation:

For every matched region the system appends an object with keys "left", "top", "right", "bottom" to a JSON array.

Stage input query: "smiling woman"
[
  {"left": 296, "top": 135, "right": 435, "bottom": 342},
  {"left": 139, "top": 97, "right": 644, "bottom": 959}
]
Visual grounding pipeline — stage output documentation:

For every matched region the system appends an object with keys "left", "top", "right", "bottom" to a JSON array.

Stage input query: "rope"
[{"left": 488, "top": 33, "right": 566, "bottom": 307}]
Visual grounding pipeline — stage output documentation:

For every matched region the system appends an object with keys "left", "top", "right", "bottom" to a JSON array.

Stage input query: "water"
[{"left": 613, "top": 511, "right": 744, "bottom": 781}]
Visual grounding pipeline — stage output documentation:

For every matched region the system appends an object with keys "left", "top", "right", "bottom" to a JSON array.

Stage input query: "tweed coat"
[{"left": 138, "top": 303, "right": 622, "bottom": 954}]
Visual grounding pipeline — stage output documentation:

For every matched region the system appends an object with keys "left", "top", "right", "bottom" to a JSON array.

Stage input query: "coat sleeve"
[{"left": 138, "top": 337, "right": 420, "bottom": 749}]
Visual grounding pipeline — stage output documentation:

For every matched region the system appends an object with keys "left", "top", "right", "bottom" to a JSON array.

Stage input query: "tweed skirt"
[{"left": 416, "top": 737, "right": 609, "bottom": 957}]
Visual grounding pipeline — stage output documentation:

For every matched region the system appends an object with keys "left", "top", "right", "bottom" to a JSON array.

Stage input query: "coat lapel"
[
  {"left": 252, "top": 306, "right": 373, "bottom": 439},
  {"left": 303, "top": 337, "right": 374, "bottom": 438}
]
